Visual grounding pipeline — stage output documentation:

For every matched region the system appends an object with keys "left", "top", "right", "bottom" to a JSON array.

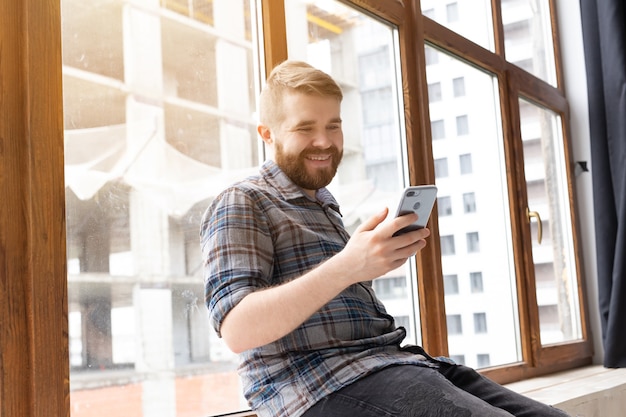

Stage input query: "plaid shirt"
[{"left": 201, "top": 160, "right": 433, "bottom": 417}]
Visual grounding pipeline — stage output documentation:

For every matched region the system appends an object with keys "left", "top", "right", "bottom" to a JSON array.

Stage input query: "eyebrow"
[{"left": 292, "top": 118, "right": 342, "bottom": 128}]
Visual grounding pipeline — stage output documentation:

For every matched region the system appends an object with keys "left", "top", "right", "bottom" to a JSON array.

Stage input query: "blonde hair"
[{"left": 259, "top": 60, "right": 343, "bottom": 130}]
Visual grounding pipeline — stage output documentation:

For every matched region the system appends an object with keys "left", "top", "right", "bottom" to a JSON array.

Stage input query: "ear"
[{"left": 257, "top": 124, "right": 273, "bottom": 146}]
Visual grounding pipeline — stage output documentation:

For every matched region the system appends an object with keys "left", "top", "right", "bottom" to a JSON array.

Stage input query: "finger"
[
  {"left": 396, "top": 238, "right": 428, "bottom": 259},
  {"left": 394, "top": 227, "right": 431, "bottom": 248},
  {"left": 389, "top": 212, "right": 419, "bottom": 236},
  {"left": 356, "top": 207, "right": 389, "bottom": 232}
]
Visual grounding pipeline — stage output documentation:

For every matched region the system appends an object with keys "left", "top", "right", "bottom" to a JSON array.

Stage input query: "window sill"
[{"left": 505, "top": 365, "right": 626, "bottom": 416}]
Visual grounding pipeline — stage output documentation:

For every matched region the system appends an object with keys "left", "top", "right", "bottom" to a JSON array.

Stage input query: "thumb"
[{"left": 356, "top": 207, "right": 389, "bottom": 232}]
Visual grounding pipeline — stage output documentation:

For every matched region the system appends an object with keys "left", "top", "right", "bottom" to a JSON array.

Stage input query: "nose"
[{"left": 311, "top": 131, "right": 332, "bottom": 149}]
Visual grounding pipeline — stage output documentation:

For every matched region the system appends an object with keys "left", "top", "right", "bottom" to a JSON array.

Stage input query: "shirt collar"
[{"left": 260, "top": 160, "right": 342, "bottom": 215}]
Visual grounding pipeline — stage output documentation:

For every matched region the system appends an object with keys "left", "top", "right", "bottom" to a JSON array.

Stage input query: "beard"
[{"left": 275, "top": 142, "right": 343, "bottom": 191}]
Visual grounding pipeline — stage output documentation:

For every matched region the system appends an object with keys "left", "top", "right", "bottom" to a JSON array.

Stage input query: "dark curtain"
[{"left": 580, "top": 0, "right": 626, "bottom": 368}]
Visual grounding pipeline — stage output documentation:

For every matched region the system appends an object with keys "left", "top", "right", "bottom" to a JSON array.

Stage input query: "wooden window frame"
[
  {"left": 0, "top": 0, "right": 591, "bottom": 416},
  {"left": 1, "top": 0, "right": 68, "bottom": 416}
]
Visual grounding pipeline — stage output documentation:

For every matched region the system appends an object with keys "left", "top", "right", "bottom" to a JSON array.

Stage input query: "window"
[
  {"left": 438, "top": 196, "right": 452, "bottom": 216},
  {"left": 425, "top": 44, "right": 440, "bottom": 65},
  {"left": 434, "top": 158, "right": 449, "bottom": 178},
  {"left": 444, "top": 274, "right": 459, "bottom": 295},
  {"left": 447, "top": 314, "right": 463, "bottom": 334},
  {"left": 2, "top": 0, "right": 591, "bottom": 415},
  {"left": 450, "top": 354, "right": 466, "bottom": 365},
  {"left": 459, "top": 153, "right": 472, "bottom": 174},
  {"left": 470, "top": 272, "right": 484, "bottom": 293},
  {"left": 428, "top": 82, "right": 442, "bottom": 102},
  {"left": 441, "top": 235, "right": 456, "bottom": 256},
  {"left": 467, "top": 232, "right": 480, "bottom": 253},
  {"left": 463, "top": 192, "right": 477, "bottom": 213},
  {"left": 456, "top": 114, "right": 469, "bottom": 135},
  {"left": 446, "top": 3, "right": 459, "bottom": 23},
  {"left": 477, "top": 354, "right": 491, "bottom": 368},
  {"left": 373, "top": 276, "right": 409, "bottom": 300},
  {"left": 431, "top": 119, "right": 445, "bottom": 139},
  {"left": 474, "top": 313, "right": 488, "bottom": 333},
  {"left": 453, "top": 77, "right": 466, "bottom": 97}
]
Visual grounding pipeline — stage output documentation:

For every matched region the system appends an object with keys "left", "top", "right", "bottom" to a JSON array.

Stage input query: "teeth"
[{"left": 308, "top": 155, "right": 329, "bottom": 160}]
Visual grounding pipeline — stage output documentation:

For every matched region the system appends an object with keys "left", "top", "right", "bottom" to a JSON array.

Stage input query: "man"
[{"left": 201, "top": 60, "right": 570, "bottom": 417}]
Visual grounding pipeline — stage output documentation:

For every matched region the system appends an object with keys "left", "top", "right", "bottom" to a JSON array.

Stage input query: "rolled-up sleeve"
[{"left": 200, "top": 187, "right": 274, "bottom": 336}]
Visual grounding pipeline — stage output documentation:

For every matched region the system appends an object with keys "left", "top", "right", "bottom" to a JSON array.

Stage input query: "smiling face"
[{"left": 259, "top": 91, "right": 344, "bottom": 197}]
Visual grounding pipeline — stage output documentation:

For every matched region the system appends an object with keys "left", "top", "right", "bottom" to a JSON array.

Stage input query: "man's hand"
[{"left": 335, "top": 207, "right": 430, "bottom": 284}]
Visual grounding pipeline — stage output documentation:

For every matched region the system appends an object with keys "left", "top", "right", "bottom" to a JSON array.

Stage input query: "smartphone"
[{"left": 393, "top": 185, "right": 438, "bottom": 236}]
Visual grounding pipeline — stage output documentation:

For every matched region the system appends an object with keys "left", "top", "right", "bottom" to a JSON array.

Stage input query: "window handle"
[{"left": 526, "top": 208, "right": 543, "bottom": 245}]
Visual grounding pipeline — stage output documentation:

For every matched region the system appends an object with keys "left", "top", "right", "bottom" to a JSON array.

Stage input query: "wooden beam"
[{"left": 0, "top": 0, "right": 69, "bottom": 416}]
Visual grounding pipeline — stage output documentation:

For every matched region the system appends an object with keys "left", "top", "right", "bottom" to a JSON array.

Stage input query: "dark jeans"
[{"left": 301, "top": 364, "right": 571, "bottom": 417}]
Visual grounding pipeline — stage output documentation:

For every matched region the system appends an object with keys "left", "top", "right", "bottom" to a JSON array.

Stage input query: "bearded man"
[{"left": 200, "top": 60, "right": 570, "bottom": 417}]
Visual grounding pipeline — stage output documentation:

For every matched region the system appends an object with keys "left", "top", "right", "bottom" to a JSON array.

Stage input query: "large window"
[{"left": 0, "top": 0, "right": 592, "bottom": 416}]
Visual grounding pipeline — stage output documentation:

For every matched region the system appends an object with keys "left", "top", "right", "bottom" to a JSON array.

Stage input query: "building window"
[
  {"left": 470, "top": 272, "right": 484, "bottom": 293},
  {"left": 459, "top": 153, "right": 472, "bottom": 174},
  {"left": 446, "top": 2, "right": 459, "bottom": 23},
  {"left": 428, "top": 82, "right": 442, "bottom": 102},
  {"left": 453, "top": 77, "right": 466, "bottom": 97},
  {"left": 450, "top": 354, "right": 466, "bottom": 365},
  {"left": 447, "top": 314, "right": 463, "bottom": 334},
  {"left": 373, "top": 276, "right": 408, "bottom": 300},
  {"left": 431, "top": 119, "right": 445, "bottom": 139},
  {"left": 438, "top": 196, "right": 452, "bottom": 216},
  {"left": 456, "top": 114, "right": 469, "bottom": 135},
  {"left": 441, "top": 235, "right": 456, "bottom": 256},
  {"left": 477, "top": 354, "right": 491, "bottom": 368},
  {"left": 474, "top": 313, "right": 488, "bottom": 333},
  {"left": 444, "top": 274, "right": 459, "bottom": 295},
  {"left": 463, "top": 192, "right": 476, "bottom": 213},
  {"left": 466, "top": 232, "right": 480, "bottom": 253},
  {"left": 434, "top": 158, "right": 449, "bottom": 178}
]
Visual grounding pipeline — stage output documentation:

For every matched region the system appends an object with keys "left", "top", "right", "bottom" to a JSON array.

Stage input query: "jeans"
[{"left": 301, "top": 364, "right": 571, "bottom": 417}]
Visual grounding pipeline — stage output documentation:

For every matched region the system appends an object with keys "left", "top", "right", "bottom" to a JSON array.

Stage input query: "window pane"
[
  {"left": 456, "top": 115, "right": 469, "bottom": 135},
  {"left": 470, "top": 272, "right": 484, "bottom": 293},
  {"left": 502, "top": 0, "right": 557, "bottom": 86},
  {"left": 519, "top": 98, "right": 583, "bottom": 344},
  {"left": 453, "top": 77, "right": 466, "bottom": 97},
  {"left": 62, "top": 0, "right": 260, "bottom": 415},
  {"left": 428, "top": 82, "right": 443, "bottom": 102},
  {"left": 459, "top": 153, "right": 472, "bottom": 174},
  {"left": 463, "top": 192, "right": 476, "bottom": 213},
  {"left": 284, "top": 0, "right": 419, "bottom": 344},
  {"left": 434, "top": 157, "right": 449, "bottom": 178},
  {"left": 431, "top": 119, "right": 446, "bottom": 139},
  {"left": 444, "top": 274, "right": 460, "bottom": 295},
  {"left": 474, "top": 312, "right": 488, "bottom": 333},
  {"left": 447, "top": 314, "right": 463, "bottom": 334},
  {"left": 438, "top": 195, "right": 453, "bottom": 216},
  {"left": 421, "top": 0, "right": 494, "bottom": 51},
  {"left": 427, "top": 47, "right": 522, "bottom": 369}
]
